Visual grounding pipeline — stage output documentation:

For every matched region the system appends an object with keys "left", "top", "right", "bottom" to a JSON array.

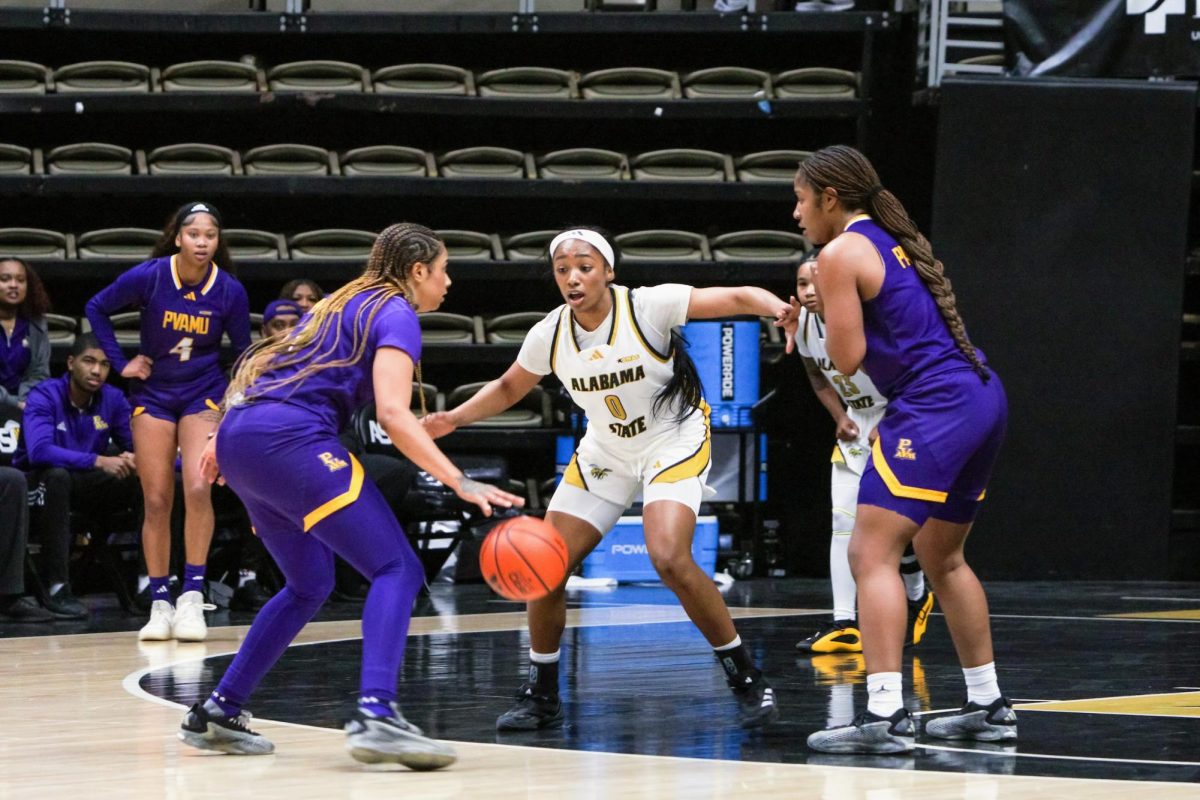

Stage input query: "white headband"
[{"left": 549, "top": 229, "right": 615, "bottom": 269}]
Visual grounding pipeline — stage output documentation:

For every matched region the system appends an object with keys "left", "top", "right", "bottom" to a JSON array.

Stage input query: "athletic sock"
[
  {"left": 866, "top": 671, "right": 904, "bottom": 717},
  {"left": 714, "top": 636, "right": 757, "bottom": 685},
  {"left": 357, "top": 691, "right": 396, "bottom": 719},
  {"left": 148, "top": 575, "right": 172, "bottom": 604},
  {"left": 529, "top": 648, "right": 560, "bottom": 695},
  {"left": 183, "top": 563, "right": 206, "bottom": 595},
  {"left": 899, "top": 546, "right": 925, "bottom": 602},
  {"left": 963, "top": 662, "right": 1002, "bottom": 706},
  {"left": 204, "top": 687, "right": 246, "bottom": 718}
]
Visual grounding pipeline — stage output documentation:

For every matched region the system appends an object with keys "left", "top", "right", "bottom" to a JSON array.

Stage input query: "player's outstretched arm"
[
  {"left": 686, "top": 286, "right": 791, "bottom": 323},
  {"left": 422, "top": 360, "right": 541, "bottom": 439}
]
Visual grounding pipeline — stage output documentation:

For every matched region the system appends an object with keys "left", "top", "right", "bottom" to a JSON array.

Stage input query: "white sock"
[
  {"left": 714, "top": 635, "right": 742, "bottom": 651},
  {"left": 829, "top": 532, "right": 856, "bottom": 621},
  {"left": 900, "top": 556, "right": 925, "bottom": 602},
  {"left": 530, "top": 648, "right": 560, "bottom": 664},
  {"left": 49, "top": 582, "right": 65, "bottom": 596},
  {"left": 866, "top": 671, "right": 903, "bottom": 717},
  {"left": 963, "top": 662, "right": 1002, "bottom": 705}
]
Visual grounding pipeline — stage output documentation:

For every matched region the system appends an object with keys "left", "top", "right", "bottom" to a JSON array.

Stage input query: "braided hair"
[
  {"left": 797, "top": 145, "right": 989, "bottom": 382},
  {"left": 226, "top": 222, "right": 443, "bottom": 404}
]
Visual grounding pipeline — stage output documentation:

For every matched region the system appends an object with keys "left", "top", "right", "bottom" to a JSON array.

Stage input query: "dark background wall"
[{"left": 930, "top": 77, "right": 1195, "bottom": 579}]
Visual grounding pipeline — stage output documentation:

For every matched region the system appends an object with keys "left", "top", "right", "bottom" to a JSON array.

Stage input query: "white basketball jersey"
[
  {"left": 798, "top": 307, "right": 887, "bottom": 474},
  {"left": 551, "top": 285, "right": 704, "bottom": 451}
]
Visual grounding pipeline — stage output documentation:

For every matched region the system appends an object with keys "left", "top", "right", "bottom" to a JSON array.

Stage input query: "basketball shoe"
[
  {"left": 138, "top": 599, "right": 174, "bottom": 641},
  {"left": 496, "top": 683, "right": 564, "bottom": 731},
  {"left": 729, "top": 671, "right": 780, "bottom": 728},
  {"left": 924, "top": 697, "right": 1017, "bottom": 741},
  {"left": 795, "top": 618, "right": 861, "bottom": 653},
  {"left": 172, "top": 590, "right": 215, "bottom": 642},
  {"left": 906, "top": 589, "right": 935, "bottom": 647},
  {"left": 345, "top": 703, "right": 457, "bottom": 770},
  {"left": 795, "top": 0, "right": 855, "bottom": 10},
  {"left": 807, "top": 707, "right": 914, "bottom": 754},
  {"left": 178, "top": 703, "right": 275, "bottom": 755}
]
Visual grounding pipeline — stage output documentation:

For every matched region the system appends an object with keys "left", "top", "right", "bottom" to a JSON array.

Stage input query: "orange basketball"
[{"left": 479, "top": 515, "right": 569, "bottom": 601}]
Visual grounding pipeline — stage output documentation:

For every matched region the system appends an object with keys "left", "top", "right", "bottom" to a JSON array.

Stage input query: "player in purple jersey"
[
  {"left": 789, "top": 146, "right": 1014, "bottom": 754},
  {"left": 85, "top": 202, "right": 252, "bottom": 643},
  {"left": 178, "top": 223, "right": 522, "bottom": 769}
]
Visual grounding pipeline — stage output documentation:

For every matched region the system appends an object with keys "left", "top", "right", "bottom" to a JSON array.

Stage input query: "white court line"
[
  {"left": 1120, "top": 596, "right": 1200, "bottom": 603},
  {"left": 985, "top": 612, "right": 1200, "bottom": 624},
  {"left": 915, "top": 742, "right": 1200, "bottom": 768}
]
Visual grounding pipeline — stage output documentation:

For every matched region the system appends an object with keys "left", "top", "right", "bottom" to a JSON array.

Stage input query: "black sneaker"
[
  {"left": 729, "top": 671, "right": 780, "bottom": 728},
  {"left": 178, "top": 703, "right": 275, "bottom": 755},
  {"left": 807, "top": 707, "right": 914, "bottom": 754},
  {"left": 45, "top": 585, "right": 88, "bottom": 620},
  {"left": 925, "top": 696, "right": 1017, "bottom": 741},
  {"left": 496, "top": 683, "right": 564, "bottom": 731},
  {"left": 0, "top": 596, "right": 55, "bottom": 622},
  {"left": 795, "top": 618, "right": 861, "bottom": 653}
]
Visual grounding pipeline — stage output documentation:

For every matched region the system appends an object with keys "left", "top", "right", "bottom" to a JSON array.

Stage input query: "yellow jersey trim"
[
  {"left": 302, "top": 453, "right": 364, "bottom": 532},
  {"left": 563, "top": 453, "right": 587, "bottom": 490},
  {"left": 831, "top": 445, "right": 844, "bottom": 465},
  {"left": 568, "top": 287, "right": 618, "bottom": 353},
  {"left": 169, "top": 254, "right": 183, "bottom": 290},
  {"left": 549, "top": 310, "right": 564, "bottom": 375},
  {"left": 650, "top": 401, "right": 711, "bottom": 484},
  {"left": 624, "top": 287, "right": 671, "bottom": 364},
  {"left": 170, "top": 254, "right": 219, "bottom": 296},
  {"left": 204, "top": 398, "right": 220, "bottom": 412},
  {"left": 132, "top": 406, "right": 145, "bottom": 417},
  {"left": 977, "top": 488, "right": 987, "bottom": 501},
  {"left": 844, "top": 213, "right": 871, "bottom": 230},
  {"left": 200, "top": 264, "right": 220, "bottom": 296},
  {"left": 870, "top": 437, "right": 948, "bottom": 503}
]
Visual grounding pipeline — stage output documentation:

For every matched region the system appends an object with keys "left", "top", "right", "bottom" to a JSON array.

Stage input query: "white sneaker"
[
  {"left": 139, "top": 600, "right": 175, "bottom": 641},
  {"left": 172, "top": 591, "right": 216, "bottom": 642},
  {"left": 795, "top": 0, "right": 855, "bottom": 10},
  {"left": 714, "top": 0, "right": 748, "bottom": 11}
]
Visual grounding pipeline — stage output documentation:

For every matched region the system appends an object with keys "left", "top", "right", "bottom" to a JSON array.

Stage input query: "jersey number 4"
[{"left": 170, "top": 336, "right": 194, "bottom": 363}]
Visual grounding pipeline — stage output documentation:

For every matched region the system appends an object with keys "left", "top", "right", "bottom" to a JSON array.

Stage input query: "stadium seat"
[
  {"left": 772, "top": 67, "right": 858, "bottom": 100},
  {"left": 536, "top": 148, "right": 630, "bottom": 181},
  {"left": 631, "top": 148, "right": 733, "bottom": 182},
  {"left": 437, "top": 147, "right": 530, "bottom": 180},
  {"left": 371, "top": 63, "right": 475, "bottom": 95},
  {"left": 476, "top": 67, "right": 578, "bottom": 99},
  {"left": 146, "top": 143, "right": 241, "bottom": 176},
  {"left": 579, "top": 67, "right": 681, "bottom": 100},
  {"left": 710, "top": 230, "right": 810, "bottom": 262},
  {"left": 436, "top": 230, "right": 502, "bottom": 261},
  {"left": 0, "top": 60, "right": 52, "bottom": 93},
  {"left": 682, "top": 67, "right": 772, "bottom": 99},
  {"left": 615, "top": 229, "right": 710, "bottom": 261},
  {"left": 735, "top": 149, "right": 812, "bottom": 183},
  {"left": 0, "top": 143, "right": 40, "bottom": 175},
  {"left": 503, "top": 230, "right": 557, "bottom": 261},
  {"left": 242, "top": 144, "right": 333, "bottom": 176},
  {"left": 446, "top": 381, "right": 550, "bottom": 427},
  {"left": 45, "top": 143, "right": 135, "bottom": 175},
  {"left": 247, "top": 312, "right": 265, "bottom": 341},
  {"left": 77, "top": 228, "right": 158, "bottom": 260},
  {"left": 0, "top": 228, "right": 73, "bottom": 259},
  {"left": 484, "top": 312, "right": 545, "bottom": 344},
  {"left": 44, "top": 313, "right": 78, "bottom": 347},
  {"left": 160, "top": 60, "right": 263, "bottom": 93},
  {"left": 107, "top": 311, "right": 143, "bottom": 346},
  {"left": 224, "top": 229, "right": 288, "bottom": 260},
  {"left": 418, "top": 312, "right": 480, "bottom": 344},
  {"left": 52, "top": 61, "right": 153, "bottom": 93},
  {"left": 266, "top": 60, "right": 369, "bottom": 92},
  {"left": 288, "top": 229, "right": 376, "bottom": 260},
  {"left": 340, "top": 145, "right": 433, "bottom": 177}
]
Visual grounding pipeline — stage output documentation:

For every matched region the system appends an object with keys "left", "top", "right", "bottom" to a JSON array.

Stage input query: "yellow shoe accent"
[
  {"left": 810, "top": 653, "right": 866, "bottom": 686},
  {"left": 909, "top": 590, "right": 935, "bottom": 646},
  {"left": 798, "top": 621, "right": 862, "bottom": 654}
]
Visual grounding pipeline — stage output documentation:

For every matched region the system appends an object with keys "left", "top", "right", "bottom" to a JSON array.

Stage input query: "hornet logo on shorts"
[
  {"left": 588, "top": 465, "right": 612, "bottom": 480},
  {"left": 1126, "top": 0, "right": 1186, "bottom": 35},
  {"left": 318, "top": 452, "right": 349, "bottom": 472}
]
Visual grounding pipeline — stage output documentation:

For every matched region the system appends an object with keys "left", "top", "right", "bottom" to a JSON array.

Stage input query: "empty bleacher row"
[
  {"left": 0, "top": 59, "right": 858, "bottom": 101},
  {"left": 0, "top": 227, "right": 811, "bottom": 263},
  {"left": 0, "top": 142, "right": 811, "bottom": 183}
]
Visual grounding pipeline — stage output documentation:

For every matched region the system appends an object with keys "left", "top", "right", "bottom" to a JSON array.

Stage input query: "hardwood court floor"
[{"left": 1, "top": 579, "right": 1197, "bottom": 799}]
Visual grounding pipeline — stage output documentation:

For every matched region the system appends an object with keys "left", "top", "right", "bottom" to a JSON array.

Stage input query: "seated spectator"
[
  {"left": 16, "top": 333, "right": 140, "bottom": 620},
  {"left": 261, "top": 299, "right": 301, "bottom": 340},
  {"left": 0, "top": 465, "right": 53, "bottom": 622},
  {"left": 0, "top": 257, "right": 51, "bottom": 412},
  {"left": 279, "top": 278, "right": 324, "bottom": 315}
]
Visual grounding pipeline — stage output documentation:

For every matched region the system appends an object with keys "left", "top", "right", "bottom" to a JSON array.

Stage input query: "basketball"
[{"left": 479, "top": 515, "right": 569, "bottom": 601}]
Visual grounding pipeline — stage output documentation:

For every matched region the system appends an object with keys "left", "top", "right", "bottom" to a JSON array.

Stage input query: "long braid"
[
  {"left": 798, "top": 145, "right": 989, "bottom": 382},
  {"left": 226, "top": 222, "right": 443, "bottom": 405}
]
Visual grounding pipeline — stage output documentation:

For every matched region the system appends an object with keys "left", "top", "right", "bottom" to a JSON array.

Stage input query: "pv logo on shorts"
[{"left": 318, "top": 452, "right": 349, "bottom": 472}]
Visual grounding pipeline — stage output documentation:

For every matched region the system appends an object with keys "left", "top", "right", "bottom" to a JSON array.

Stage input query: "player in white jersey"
[
  {"left": 789, "top": 253, "right": 934, "bottom": 654},
  {"left": 423, "top": 226, "right": 792, "bottom": 731}
]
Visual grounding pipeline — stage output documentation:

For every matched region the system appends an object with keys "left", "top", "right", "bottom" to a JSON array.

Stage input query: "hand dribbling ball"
[{"left": 480, "top": 515, "right": 568, "bottom": 601}]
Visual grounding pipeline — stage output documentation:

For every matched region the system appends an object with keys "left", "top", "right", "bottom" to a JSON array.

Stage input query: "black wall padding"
[{"left": 930, "top": 76, "right": 1195, "bottom": 579}]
